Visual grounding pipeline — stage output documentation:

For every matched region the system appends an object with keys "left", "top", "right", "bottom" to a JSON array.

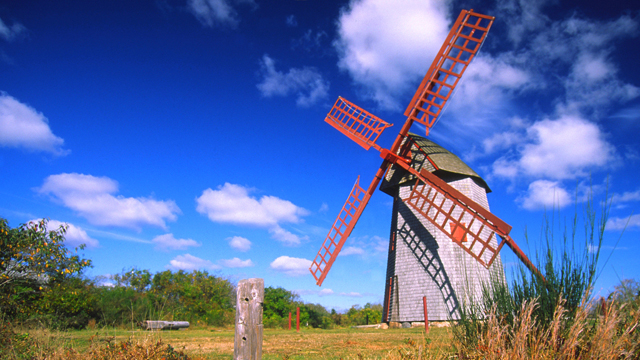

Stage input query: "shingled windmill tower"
[
  {"left": 379, "top": 134, "right": 503, "bottom": 322},
  {"left": 309, "top": 9, "right": 542, "bottom": 324}
]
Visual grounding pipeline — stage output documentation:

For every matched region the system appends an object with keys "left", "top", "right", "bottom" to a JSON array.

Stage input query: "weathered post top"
[{"left": 234, "top": 278, "right": 264, "bottom": 360}]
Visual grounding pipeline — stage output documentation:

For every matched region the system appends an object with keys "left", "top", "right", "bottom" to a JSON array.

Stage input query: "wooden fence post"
[
  {"left": 288, "top": 312, "right": 291, "bottom": 330},
  {"left": 234, "top": 278, "right": 264, "bottom": 360},
  {"left": 423, "top": 296, "right": 429, "bottom": 334},
  {"left": 296, "top": 307, "right": 300, "bottom": 332}
]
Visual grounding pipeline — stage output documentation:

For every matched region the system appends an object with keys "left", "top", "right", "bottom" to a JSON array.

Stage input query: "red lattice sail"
[
  {"left": 325, "top": 97, "right": 392, "bottom": 151},
  {"left": 404, "top": 169, "right": 510, "bottom": 268},
  {"left": 405, "top": 10, "right": 494, "bottom": 134},
  {"left": 310, "top": 176, "right": 371, "bottom": 286}
]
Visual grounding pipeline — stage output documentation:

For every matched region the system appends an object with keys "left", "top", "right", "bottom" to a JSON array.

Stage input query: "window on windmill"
[{"left": 448, "top": 222, "right": 467, "bottom": 242}]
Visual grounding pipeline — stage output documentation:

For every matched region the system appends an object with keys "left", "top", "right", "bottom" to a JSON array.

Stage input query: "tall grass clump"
[
  {"left": 465, "top": 294, "right": 639, "bottom": 359},
  {"left": 454, "top": 188, "right": 613, "bottom": 353}
]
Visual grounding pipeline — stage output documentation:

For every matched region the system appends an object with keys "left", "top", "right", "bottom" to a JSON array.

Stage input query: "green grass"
[{"left": 11, "top": 325, "right": 452, "bottom": 359}]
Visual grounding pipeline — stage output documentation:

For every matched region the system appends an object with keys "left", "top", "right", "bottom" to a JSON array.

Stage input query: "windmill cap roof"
[{"left": 380, "top": 133, "right": 491, "bottom": 194}]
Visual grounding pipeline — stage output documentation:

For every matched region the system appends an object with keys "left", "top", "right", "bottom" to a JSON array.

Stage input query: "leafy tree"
[
  {"left": 263, "top": 286, "right": 298, "bottom": 328},
  {"left": 303, "top": 303, "right": 329, "bottom": 328},
  {"left": 263, "top": 286, "right": 298, "bottom": 319},
  {"left": 0, "top": 218, "right": 91, "bottom": 320},
  {"left": 330, "top": 308, "right": 343, "bottom": 327},
  {"left": 360, "top": 303, "right": 382, "bottom": 325},
  {"left": 112, "top": 268, "right": 152, "bottom": 292},
  {"left": 338, "top": 303, "right": 383, "bottom": 326},
  {"left": 149, "top": 270, "right": 235, "bottom": 325},
  {"left": 610, "top": 278, "right": 640, "bottom": 303},
  {"left": 95, "top": 269, "right": 235, "bottom": 327}
]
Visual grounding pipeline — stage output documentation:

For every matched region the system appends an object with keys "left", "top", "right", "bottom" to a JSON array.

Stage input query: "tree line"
[{"left": 0, "top": 218, "right": 380, "bottom": 330}]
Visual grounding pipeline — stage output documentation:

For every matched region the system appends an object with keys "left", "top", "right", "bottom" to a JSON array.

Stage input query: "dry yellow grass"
[{"left": 461, "top": 298, "right": 639, "bottom": 360}]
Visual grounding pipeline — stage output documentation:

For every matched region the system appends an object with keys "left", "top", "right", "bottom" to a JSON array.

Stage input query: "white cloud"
[
  {"left": 152, "top": 233, "right": 200, "bottom": 251},
  {"left": 459, "top": 53, "right": 533, "bottom": 98},
  {"left": 519, "top": 180, "right": 571, "bottom": 210},
  {"left": 482, "top": 128, "right": 522, "bottom": 155},
  {"left": 95, "top": 274, "right": 116, "bottom": 287},
  {"left": 270, "top": 255, "right": 312, "bottom": 276},
  {"left": 286, "top": 15, "right": 297, "bottom": 27},
  {"left": 228, "top": 236, "right": 251, "bottom": 251},
  {"left": 269, "top": 226, "right": 308, "bottom": 247},
  {"left": 187, "top": 0, "right": 255, "bottom": 28},
  {"left": 338, "top": 246, "right": 364, "bottom": 256},
  {"left": 334, "top": 0, "right": 451, "bottom": 110},
  {"left": 611, "top": 190, "right": 640, "bottom": 204},
  {"left": 86, "top": 229, "right": 151, "bottom": 244},
  {"left": 491, "top": 157, "right": 519, "bottom": 179},
  {"left": 521, "top": 116, "right": 615, "bottom": 179},
  {"left": 37, "top": 173, "right": 180, "bottom": 230},
  {"left": 220, "top": 257, "right": 254, "bottom": 268},
  {"left": 294, "top": 288, "right": 335, "bottom": 297},
  {"left": 491, "top": 115, "right": 616, "bottom": 181},
  {"left": 319, "top": 288, "right": 334, "bottom": 296},
  {"left": 606, "top": 214, "right": 640, "bottom": 231},
  {"left": 0, "top": 94, "right": 68, "bottom": 155},
  {"left": 257, "top": 55, "right": 329, "bottom": 107},
  {"left": 168, "top": 254, "right": 220, "bottom": 271},
  {"left": 291, "top": 30, "right": 328, "bottom": 53},
  {"left": 588, "top": 244, "right": 627, "bottom": 253},
  {"left": 523, "top": 13, "right": 639, "bottom": 116},
  {"left": 611, "top": 105, "right": 640, "bottom": 122},
  {"left": 572, "top": 54, "right": 611, "bottom": 83},
  {"left": 523, "top": 10, "right": 637, "bottom": 65},
  {"left": 564, "top": 53, "right": 640, "bottom": 113},
  {"left": 196, "top": 183, "right": 308, "bottom": 227},
  {"left": 0, "top": 17, "right": 26, "bottom": 41},
  {"left": 496, "top": 0, "right": 552, "bottom": 46},
  {"left": 33, "top": 219, "right": 99, "bottom": 248},
  {"left": 443, "top": 54, "right": 533, "bottom": 135},
  {"left": 372, "top": 235, "right": 389, "bottom": 253},
  {"left": 295, "top": 288, "right": 363, "bottom": 297},
  {"left": 197, "top": 184, "right": 310, "bottom": 247},
  {"left": 324, "top": 235, "right": 387, "bottom": 259}
]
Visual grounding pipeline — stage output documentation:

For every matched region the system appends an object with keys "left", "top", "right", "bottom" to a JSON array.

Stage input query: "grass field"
[
  {"left": 19, "top": 325, "right": 453, "bottom": 359},
  {"left": 6, "top": 300, "right": 639, "bottom": 360},
  {"left": 8, "top": 296, "right": 638, "bottom": 359}
]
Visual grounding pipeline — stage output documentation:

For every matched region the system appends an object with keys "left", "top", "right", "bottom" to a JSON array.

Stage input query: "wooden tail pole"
[{"left": 234, "top": 278, "right": 264, "bottom": 360}]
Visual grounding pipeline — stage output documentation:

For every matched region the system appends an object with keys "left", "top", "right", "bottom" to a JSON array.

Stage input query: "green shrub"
[{"left": 454, "top": 190, "right": 610, "bottom": 350}]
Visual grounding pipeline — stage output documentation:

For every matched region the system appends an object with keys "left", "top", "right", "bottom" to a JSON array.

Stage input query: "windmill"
[{"left": 309, "top": 9, "right": 543, "bottom": 323}]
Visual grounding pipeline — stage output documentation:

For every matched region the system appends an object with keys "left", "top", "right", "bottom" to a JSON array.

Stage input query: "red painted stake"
[
  {"left": 296, "top": 307, "right": 300, "bottom": 332},
  {"left": 288, "top": 312, "right": 292, "bottom": 330},
  {"left": 423, "top": 296, "right": 429, "bottom": 334}
]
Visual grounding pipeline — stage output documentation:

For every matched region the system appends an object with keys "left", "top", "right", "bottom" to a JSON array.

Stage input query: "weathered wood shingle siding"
[{"left": 382, "top": 135, "right": 505, "bottom": 322}]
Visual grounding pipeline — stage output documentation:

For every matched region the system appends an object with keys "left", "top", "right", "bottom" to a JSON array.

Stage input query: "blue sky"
[{"left": 1, "top": 0, "right": 638, "bottom": 310}]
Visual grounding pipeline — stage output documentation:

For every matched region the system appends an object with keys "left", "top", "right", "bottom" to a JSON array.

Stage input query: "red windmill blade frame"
[
  {"left": 405, "top": 9, "right": 493, "bottom": 135},
  {"left": 324, "top": 97, "right": 393, "bottom": 151},
  {"left": 310, "top": 9, "right": 543, "bottom": 286}
]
